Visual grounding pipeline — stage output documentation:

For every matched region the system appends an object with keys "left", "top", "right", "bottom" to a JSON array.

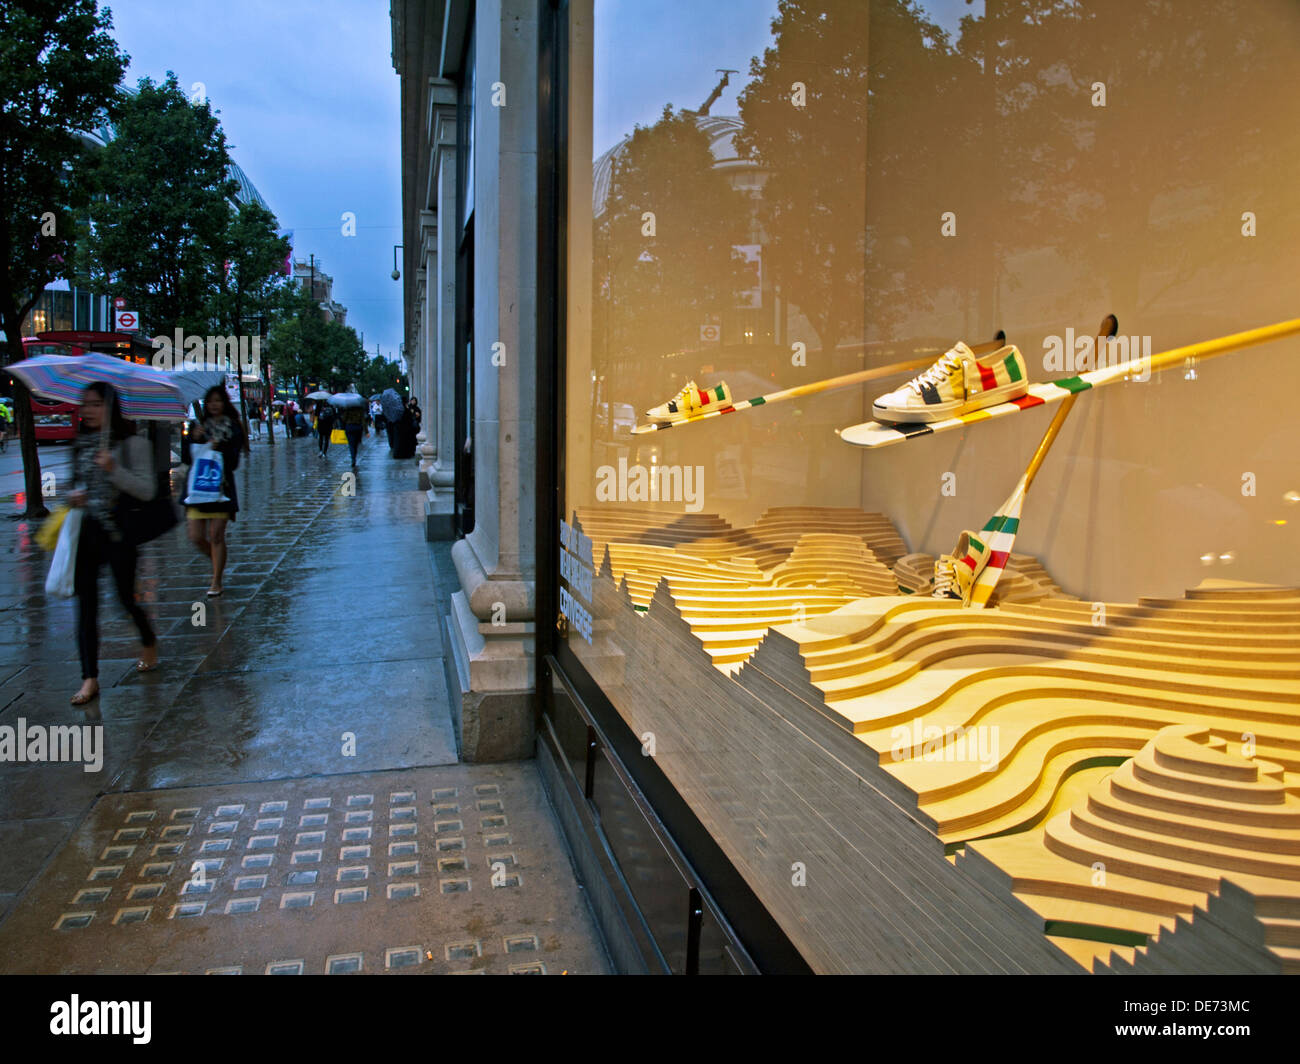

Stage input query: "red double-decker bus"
[
  {"left": 19, "top": 337, "right": 83, "bottom": 442},
  {"left": 16, "top": 332, "right": 155, "bottom": 442}
]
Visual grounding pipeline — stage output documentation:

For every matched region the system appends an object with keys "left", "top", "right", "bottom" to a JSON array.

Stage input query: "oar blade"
[{"left": 966, "top": 483, "right": 1027, "bottom": 609}]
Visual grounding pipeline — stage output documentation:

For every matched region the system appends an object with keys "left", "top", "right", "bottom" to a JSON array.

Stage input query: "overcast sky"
[{"left": 106, "top": 0, "right": 404, "bottom": 365}]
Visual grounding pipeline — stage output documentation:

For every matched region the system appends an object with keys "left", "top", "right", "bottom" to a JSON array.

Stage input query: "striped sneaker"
[
  {"left": 645, "top": 380, "right": 732, "bottom": 423},
  {"left": 931, "top": 554, "right": 959, "bottom": 599},
  {"left": 872, "top": 342, "right": 1028, "bottom": 423},
  {"left": 933, "top": 531, "right": 992, "bottom": 605}
]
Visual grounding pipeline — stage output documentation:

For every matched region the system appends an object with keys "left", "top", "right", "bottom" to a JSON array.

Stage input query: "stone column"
[
  {"left": 416, "top": 250, "right": 434, "bottom": 488},
  {"left": 447, "top": 0, "right": 538, "bottom": 761},
  {"left": 426, "top": 81, "right": 458, "bottom": 538}
]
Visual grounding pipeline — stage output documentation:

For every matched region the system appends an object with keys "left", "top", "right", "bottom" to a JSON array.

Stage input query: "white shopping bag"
[
  {"left": 45, "top": 508, "right": 84, "bottom": 598},
  {"left": 184, "top": 443, "right": 229, "bottom": 504}
]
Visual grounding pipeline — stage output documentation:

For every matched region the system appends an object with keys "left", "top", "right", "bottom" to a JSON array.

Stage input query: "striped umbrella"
[{"left": 6, "top": 352, "right": 189, "bottom": 421}]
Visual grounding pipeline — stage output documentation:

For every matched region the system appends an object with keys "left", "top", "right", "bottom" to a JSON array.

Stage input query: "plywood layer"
[
  {"left": 578, "top": 506, "right": 1062, "bottom": 671},
  {"left": 568, "top": 505, "right": 1300, "bottom": 972}
]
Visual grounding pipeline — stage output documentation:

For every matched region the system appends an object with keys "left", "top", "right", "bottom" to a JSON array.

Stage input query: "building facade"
[{"left": 291, "top": 258, "right": 349, "bottom": 325}]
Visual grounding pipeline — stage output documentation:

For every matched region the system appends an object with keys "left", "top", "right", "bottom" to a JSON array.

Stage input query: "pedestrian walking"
[
  {"left": 339, "top": 402, "right": 365, "bottom": 466},
  {"left": 0, "top": 397, "right": 13, "bottom": 452},
  {"left": 393, "top": 398, "right": 418, "bottom": 459},
  {"left": 68, "top": 382, "right": 159, "bottom": 706},
  {"left": 283, "top": 399, "right": 298, "bottom": 438},
  {"left": 316, "top": 400, "right": 337, "bottom": 456},
  {"left": 250, "top": 403, "right": 265, "bottom": 440},
  {"left": 183, "top": 385, "right": 246, "bottom": 598}
]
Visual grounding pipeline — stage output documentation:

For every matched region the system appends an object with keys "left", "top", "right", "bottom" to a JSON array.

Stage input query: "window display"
[{"left": 554, "top": 0, "right": 1300, "bottom": 973}]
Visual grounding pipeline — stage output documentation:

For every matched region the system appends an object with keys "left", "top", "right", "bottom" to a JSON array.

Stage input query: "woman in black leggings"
[{"left": 68, "top": 382, "right": 159, "bottom": 705}]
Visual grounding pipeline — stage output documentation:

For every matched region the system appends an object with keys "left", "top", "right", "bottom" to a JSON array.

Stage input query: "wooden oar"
[
  {"left": 843, "top": 316, "right": 1300, "bottom": 449},
  {"left": 632, "top": 336, "right": 1007, "bottom": 434},
  {"left": 963, "top": 318, "right": 1117, "bottom": 608}
]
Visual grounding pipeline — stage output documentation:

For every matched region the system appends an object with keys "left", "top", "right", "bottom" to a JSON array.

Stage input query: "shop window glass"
[{"left": 559, "top": 0, "right": 1300, "bottom": 972}]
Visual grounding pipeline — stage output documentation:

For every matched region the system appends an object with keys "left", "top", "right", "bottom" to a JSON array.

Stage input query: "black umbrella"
[{"left": 380, "top": 389, "right": 405, "bottom": 422}]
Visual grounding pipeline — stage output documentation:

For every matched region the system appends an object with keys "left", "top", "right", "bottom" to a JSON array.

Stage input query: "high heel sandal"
[{"left": 71, "top": 685, "right": 100, "bottom": 706}]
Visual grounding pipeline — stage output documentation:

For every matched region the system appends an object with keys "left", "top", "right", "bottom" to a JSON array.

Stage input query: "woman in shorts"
[{"left": 182, "top": 385, "right": 246, "bottom": 597}]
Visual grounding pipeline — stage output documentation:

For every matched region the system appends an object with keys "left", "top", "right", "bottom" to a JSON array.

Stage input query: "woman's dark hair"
[
  {"left": 80, "top": 381, "right": 135, "bottom": 441},
  {"left": 202, "top": 385, "right": 230, "bottom": 416}
]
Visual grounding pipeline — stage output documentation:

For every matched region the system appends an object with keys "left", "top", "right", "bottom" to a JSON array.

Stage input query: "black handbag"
[
  {"left": 115, "top": 488, "right": 180, "bottom": 547},
  {"left": 113, "top": 441, "right": 180, "bottom": 547}
]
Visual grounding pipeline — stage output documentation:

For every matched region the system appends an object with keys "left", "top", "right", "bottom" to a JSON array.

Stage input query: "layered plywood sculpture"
[
  {"left": 576, "top": 507, "right": 1059, "bottom": 671},
  {"left": 567, "top": 505, "right": 1300, "bottom": 973},
  {"left": 748, "top": 581, "right": 1300, "bottom": 972},
  {"left": 959, "top": 724, "right": 1300, "bottom": 974}
]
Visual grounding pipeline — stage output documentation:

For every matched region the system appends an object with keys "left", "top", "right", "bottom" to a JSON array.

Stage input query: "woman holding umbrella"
[
  {"left": 380, "top": 388, "right": 404, "bottom": 451},
  {"left": 315, "top": 400, "right": 336, "bottom": 456},
  {"left": 183, "top": 385, "right": 246, "bottom": 597},
  {"left": 68, "top": 382, "right": 160, "bottom": 705},
  {"left": 332, "top": 393, "right": 367, "bottom": 467},
  {"left": 393, "top": 398, "right": 418, "bottom": 459}
]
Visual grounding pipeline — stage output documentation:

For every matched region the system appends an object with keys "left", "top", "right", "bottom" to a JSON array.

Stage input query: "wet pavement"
[{"left": 0, "top": 430, "right": 609, "bottom": 974}]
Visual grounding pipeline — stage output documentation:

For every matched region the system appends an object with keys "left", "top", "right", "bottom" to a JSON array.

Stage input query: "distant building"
[{"left": 291, "top": 258, "right": 348, "bottom": 325}]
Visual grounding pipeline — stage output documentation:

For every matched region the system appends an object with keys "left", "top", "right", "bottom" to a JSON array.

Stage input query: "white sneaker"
[
  {"left": 873, "top": 342, "right": 1029, "bottom": 424},
  {"left": 645, "top": 380, "right": 732, "bottom": 423}
]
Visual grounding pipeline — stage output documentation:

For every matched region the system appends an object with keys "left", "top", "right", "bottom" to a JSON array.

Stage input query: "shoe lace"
[
  {"left": 905, "top": 351, "right": 962, "bottom": 396},
  {"left": 932, "top": 556, "right": 957, "bottom": 598}
]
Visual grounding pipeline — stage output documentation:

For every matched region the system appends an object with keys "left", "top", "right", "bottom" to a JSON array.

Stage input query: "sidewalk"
[{"left": 0, "top": 431, "right": 608, "bottom": 974}]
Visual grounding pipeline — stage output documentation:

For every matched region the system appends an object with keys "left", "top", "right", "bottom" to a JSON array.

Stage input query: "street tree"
[
  {"left": 0, "top": 0, "right": 126, "bottom": 518},
  {"left": 76, "top": 73, "right": 238, "bottom": 337},
  {"left": 734, "top": 0, "right": 910, "bottom": 353},
  {"left": 208, "top": 200, "right": 289, "bottom": 423},
  {"left": 358, "top": 355, "right": 407, "bottom": 400},
  {"left": 210, "top": 201, "right": 290, "bottom": 342},
  {"left": 265, "top": 283, "right": 365, "bottom": 396}
]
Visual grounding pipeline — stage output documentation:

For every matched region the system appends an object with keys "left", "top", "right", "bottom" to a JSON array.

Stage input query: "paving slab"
[{"left": 0, "top": 763, "right": 608, "bottom": 975}]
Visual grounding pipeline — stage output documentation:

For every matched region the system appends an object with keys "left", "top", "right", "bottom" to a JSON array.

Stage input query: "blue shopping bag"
[{"left": 184, "top": 443, "right": 229, "bottom": 504}]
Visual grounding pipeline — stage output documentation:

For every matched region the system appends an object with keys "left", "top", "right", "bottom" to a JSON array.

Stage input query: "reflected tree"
[{"left": 594, "top": 105, "right": 752, "bottom": 398}]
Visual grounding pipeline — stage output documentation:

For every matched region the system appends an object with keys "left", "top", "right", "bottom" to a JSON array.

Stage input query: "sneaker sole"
[{"left": 873, "top": 381, "right": 1029, "bottom": 424}]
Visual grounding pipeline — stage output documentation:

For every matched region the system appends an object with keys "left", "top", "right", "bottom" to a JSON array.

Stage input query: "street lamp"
[{"left": 391, "top": 244, "right": 403, "bottom": 281}]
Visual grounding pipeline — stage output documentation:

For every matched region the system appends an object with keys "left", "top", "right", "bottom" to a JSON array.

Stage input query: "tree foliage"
[
  {"left": 0, "top": 0, "right": 126, "bottom": 517},
  {"left": 594, "top": 105, "right": 752, "bottom": 386},
  {"left": 209, "top": 200, "right": 290, "bottom": 337},
  {"left": 265, "top": 283, "right": 366, "bottom": 396},
  {"left": 76, "top": 72, "right": 237, "bottom": 335},
  {"left": 357, "top": 354, "right": 407, "bottom": 400}
]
